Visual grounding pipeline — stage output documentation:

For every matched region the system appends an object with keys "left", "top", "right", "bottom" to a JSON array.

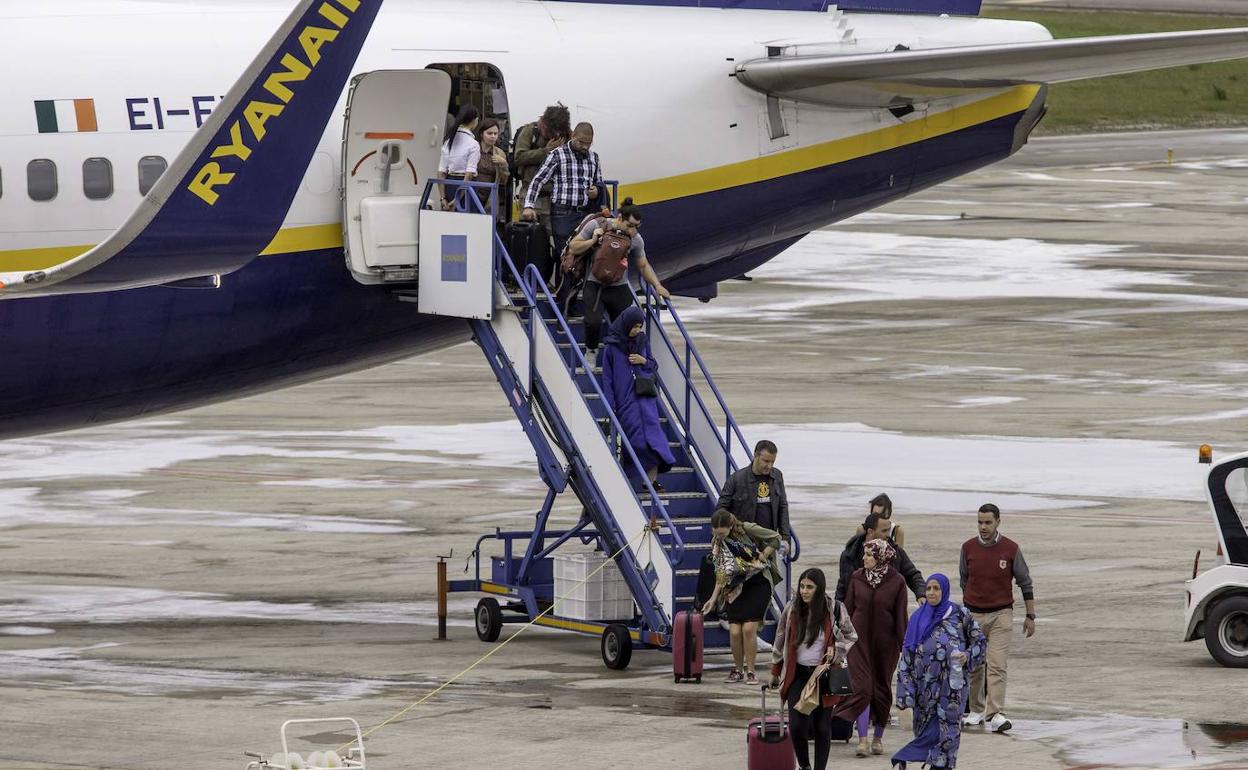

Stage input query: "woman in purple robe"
[
  {"left": 891, "top": 573, "right": 987, "bottom": 769},
  {"left": 597, "top": 305, "right": 675, "bottom": 488}
]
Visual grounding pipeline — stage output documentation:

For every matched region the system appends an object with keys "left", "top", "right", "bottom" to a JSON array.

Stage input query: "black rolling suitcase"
[
  {"left": 829, "top": 716, "right": 853, "bottom": 742},
  {"left": 504, "top": 220, "right": 553, "bottom": 284}
]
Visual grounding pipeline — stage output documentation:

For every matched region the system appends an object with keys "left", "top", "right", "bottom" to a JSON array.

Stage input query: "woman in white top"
[
  {"left": 770, "top": 567, "right": 858, "bottom": 770},
  {"left": 439, "top": 104, "right": 480, "bottom": 209}
]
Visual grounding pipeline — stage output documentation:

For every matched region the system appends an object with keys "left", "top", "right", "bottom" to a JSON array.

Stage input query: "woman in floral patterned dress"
[{"left": 892, "top": 573, "right": 987, "bottom": 769}]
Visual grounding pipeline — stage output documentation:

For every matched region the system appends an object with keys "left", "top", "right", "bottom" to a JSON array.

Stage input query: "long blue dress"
[
  {"left": 597, "top": 306, "right": 675, "bottom": 480},
  {"left": 892, "top": 605, "right": 987, "bottom": 768}
]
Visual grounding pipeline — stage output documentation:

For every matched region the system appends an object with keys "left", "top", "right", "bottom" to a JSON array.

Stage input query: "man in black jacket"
[
  {"left": 715, "top": 439, "right": 789, "bottom": 540},
  {"left": 834, "top": 512, "right": 926, "bottom": 602}
]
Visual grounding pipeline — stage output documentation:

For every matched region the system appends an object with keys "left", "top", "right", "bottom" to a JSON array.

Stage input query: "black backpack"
[{"left": 508, "top": 121, "right": 535, "bottom": 180}]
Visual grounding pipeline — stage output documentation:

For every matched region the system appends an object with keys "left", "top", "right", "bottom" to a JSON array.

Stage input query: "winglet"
[{"left": 1, "top": 0, "right": 385, "bottom": 296}]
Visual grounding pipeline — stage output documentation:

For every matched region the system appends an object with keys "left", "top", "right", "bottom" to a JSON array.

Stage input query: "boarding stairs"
[{"left": 425, "top": 181, "right": 799, "bottom": 667}]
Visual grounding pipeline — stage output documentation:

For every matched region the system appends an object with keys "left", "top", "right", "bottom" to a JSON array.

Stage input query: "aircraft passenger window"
[
  {"left": 138, "top": 156, "right": 167, "bottom": 195},
  {"left": 27, "top": 159, "right": 57, "bottom": 202},
  {"left": 83, "top": 158, "right": 114, "bottom": 200}
]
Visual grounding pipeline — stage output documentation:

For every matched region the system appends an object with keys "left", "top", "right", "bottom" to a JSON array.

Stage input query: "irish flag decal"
[{"left": 34, "top": 99, "right": 98, "bottom": 133}]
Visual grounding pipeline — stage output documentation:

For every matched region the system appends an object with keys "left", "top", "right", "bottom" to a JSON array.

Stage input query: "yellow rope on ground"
[{"left": 337, "top": 525, "right": 655, "bottom": 752}]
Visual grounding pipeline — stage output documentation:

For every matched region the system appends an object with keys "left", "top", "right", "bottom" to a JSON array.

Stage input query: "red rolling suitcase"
[
  {"left": 747, "top": 685, "right": 795, "bottom": 770},
  {"left": 672, "top": 609, "right": 703, "bottom": 683}
]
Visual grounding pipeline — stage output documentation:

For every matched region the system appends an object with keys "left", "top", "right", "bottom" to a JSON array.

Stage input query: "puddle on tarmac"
[
  {"left": 0, "top": 643, "right": 423, "bottom": 704},
  {"left": 0, "top": 583, "right": 479, "bottom": 626},
  {"left": 1012, "top": 714, "right": 1248, "bottom": 768}
]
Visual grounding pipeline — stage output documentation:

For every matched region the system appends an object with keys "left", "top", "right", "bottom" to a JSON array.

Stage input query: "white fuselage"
[{"left": 0, "top": 0, "right": 1050, "bottom": 271}]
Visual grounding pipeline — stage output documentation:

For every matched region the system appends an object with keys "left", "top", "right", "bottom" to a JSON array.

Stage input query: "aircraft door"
[{"left": 342, "top": 69, "right": 451, "bottom": 284}]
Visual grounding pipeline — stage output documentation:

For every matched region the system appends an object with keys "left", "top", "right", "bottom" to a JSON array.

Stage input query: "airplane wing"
[
  {"left": 734, "top": 27, "right": 1248, "bottom": 107},
  {"left": 0, "top": 0, "right": 384, "bottom": 297}
]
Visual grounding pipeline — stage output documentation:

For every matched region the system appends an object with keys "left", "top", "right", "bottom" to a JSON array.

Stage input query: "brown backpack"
[
  {"left": 558, "top": 211, "right": 612, "bottom": 276},
  {"left": 590, "top": 225, "right": 632, "bottom": 284}
]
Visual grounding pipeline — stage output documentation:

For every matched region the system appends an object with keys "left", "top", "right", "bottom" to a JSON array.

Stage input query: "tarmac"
[
  {"left": 984, "top": 0, "right": 1248, "bottom": 15},
  {"left": 2, "top": 128, "right": 1248, "bottom": 769}
]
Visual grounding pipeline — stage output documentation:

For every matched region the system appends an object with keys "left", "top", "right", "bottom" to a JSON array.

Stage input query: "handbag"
[
  {"left": 632, "top": 371, "right": 658, "bottom": 398},
  {"left": 823, "top": 665, "right": 853, "bottom": 697},
  {"left": 824, "top": 602, "right": 854, "bottom": 697}
]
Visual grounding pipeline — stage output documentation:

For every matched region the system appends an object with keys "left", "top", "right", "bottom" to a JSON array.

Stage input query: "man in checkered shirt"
[{"left": 520, "top": 122, "right": 604, "bottom": 259}]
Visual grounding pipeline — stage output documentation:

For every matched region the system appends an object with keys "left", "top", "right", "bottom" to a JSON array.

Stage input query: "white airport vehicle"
[{"left": 1185, "top": 449, "right": 1248, "bottom": 668}]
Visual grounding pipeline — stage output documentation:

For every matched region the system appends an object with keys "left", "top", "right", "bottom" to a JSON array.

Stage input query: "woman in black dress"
[{"left": 701, "top": 508, "right": 782, "bottom": 685}]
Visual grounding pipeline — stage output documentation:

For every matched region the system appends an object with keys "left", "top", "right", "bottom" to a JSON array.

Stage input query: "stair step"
[
  {"left": 544, "top": 316, "right": 584, "bottom": 325},
  {"left": 597, "top": 416, "right": 668, "bottom": 426},
  {"left": 673, "top": 542, "right": 712, "bottom": 551},
  {"left": 574, "top": 366, "right": 603, "bottom": 375},
  {"left": 640, "top": 491, "right": 706, "bottom": 503},
  {"left": 675, "top": 569, "right": 701, "bottom": 577}
]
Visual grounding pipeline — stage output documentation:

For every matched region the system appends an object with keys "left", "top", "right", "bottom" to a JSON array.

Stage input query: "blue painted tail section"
[
  {"left": 546, "top": 0, "right": 982, "bottom": 15},
  {"left": 3, "top": 0, "right": 383, "bottom": 295}
]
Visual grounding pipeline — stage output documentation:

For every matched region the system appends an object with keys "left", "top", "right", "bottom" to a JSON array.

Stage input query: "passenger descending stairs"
[{"left": 463, "top": 235, "right": 799, "bottom": 656}]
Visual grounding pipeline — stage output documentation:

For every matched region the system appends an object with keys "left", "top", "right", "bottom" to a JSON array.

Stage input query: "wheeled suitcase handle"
[{"left": 755, "top": 684, "right": 789, "bottom": 744}]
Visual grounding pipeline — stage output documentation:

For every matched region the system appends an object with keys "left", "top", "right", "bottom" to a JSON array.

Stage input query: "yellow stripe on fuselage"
[
  {"left": 0, "top": 223, "right": 345, "bottom": 273},
  {"left": 0, "top": 85, "right": 1039, "bottom": 273},
  {"left": 0, "top": 243, "right": 94, "bottom": 272},
  {"left": 619, "top": 85, "right": 1040, "bottom": 203},
  {"left": 257, "top": 222, "right": 343, "bottom": 255}
]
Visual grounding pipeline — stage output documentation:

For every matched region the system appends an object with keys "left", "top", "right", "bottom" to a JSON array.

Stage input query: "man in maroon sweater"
[{"left": 959, "top": 503, "right": 1036, "bottom": 734}]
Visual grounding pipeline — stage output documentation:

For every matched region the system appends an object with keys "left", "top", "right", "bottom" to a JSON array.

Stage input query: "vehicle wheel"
[
  {"left": 475, "top": 598, "right": 502, "bottom": 643},
  {"left": 1205, "top": 594, "right": 1248, "bottom": 668},
  {"left": 601, "top": 624, "right": 633, "bottom": 670},
  {"left": 694, "top": 674, "right": 702, "bottom": 684},
  {"left": 674, "top": 673, "right": 681, "bottom": 683}
]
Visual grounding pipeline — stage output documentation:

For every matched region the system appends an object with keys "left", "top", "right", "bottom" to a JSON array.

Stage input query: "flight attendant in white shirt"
[{"left": 439, "top": 104, "right": 480, "bottom": 210}]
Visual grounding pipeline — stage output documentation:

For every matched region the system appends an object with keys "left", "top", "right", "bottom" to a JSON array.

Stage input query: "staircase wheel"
[
  {"left": 601, "top": 624, "right": 633, "bottom": 670},
  {"left": 475, "top": 598, "right": 502, "bottom": 643}
]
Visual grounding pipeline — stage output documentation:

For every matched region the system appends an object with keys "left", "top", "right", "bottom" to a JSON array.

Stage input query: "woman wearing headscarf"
[
  {"left": 701, "top": 508, "right": 782, "bottom": 685},
  {"left": 834, "top": 538, "right": 910, "bottom": 757},
  {"left": 891, "top": 574, "right": 986, "bottom": 769},
  {"left": 597, "top": 305, "right": 675, "bottom": 489}
]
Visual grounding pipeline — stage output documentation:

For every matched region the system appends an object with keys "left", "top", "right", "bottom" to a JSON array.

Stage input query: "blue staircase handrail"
[
  {"left": 641, "top": 285, "right": 801, "bottom": 564},
  {"left": 520, "top": 262, "right": 686, "bottom": 567}
]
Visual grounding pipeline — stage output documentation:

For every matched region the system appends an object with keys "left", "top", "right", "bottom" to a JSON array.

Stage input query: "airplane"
[{"left": 1, "top": 0, "right": 1246, "bottom": 439}]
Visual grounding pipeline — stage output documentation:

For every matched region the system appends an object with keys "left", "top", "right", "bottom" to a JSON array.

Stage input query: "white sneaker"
[
  {"left": 988, "top": 713, "right": 1013, "bottom": 733},
  {"left": 962, "top": 712, "right": 984, "bottom": 727}
]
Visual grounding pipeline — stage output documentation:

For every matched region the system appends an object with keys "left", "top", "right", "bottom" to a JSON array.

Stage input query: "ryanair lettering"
[{"left": 188, "top": 0, "right": 360, "bottom": 206}]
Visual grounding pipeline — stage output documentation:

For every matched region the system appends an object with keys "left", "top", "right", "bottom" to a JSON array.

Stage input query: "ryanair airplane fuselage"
[{"left": 0, "top": 0, "right": 1240, "bottom": 437}]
